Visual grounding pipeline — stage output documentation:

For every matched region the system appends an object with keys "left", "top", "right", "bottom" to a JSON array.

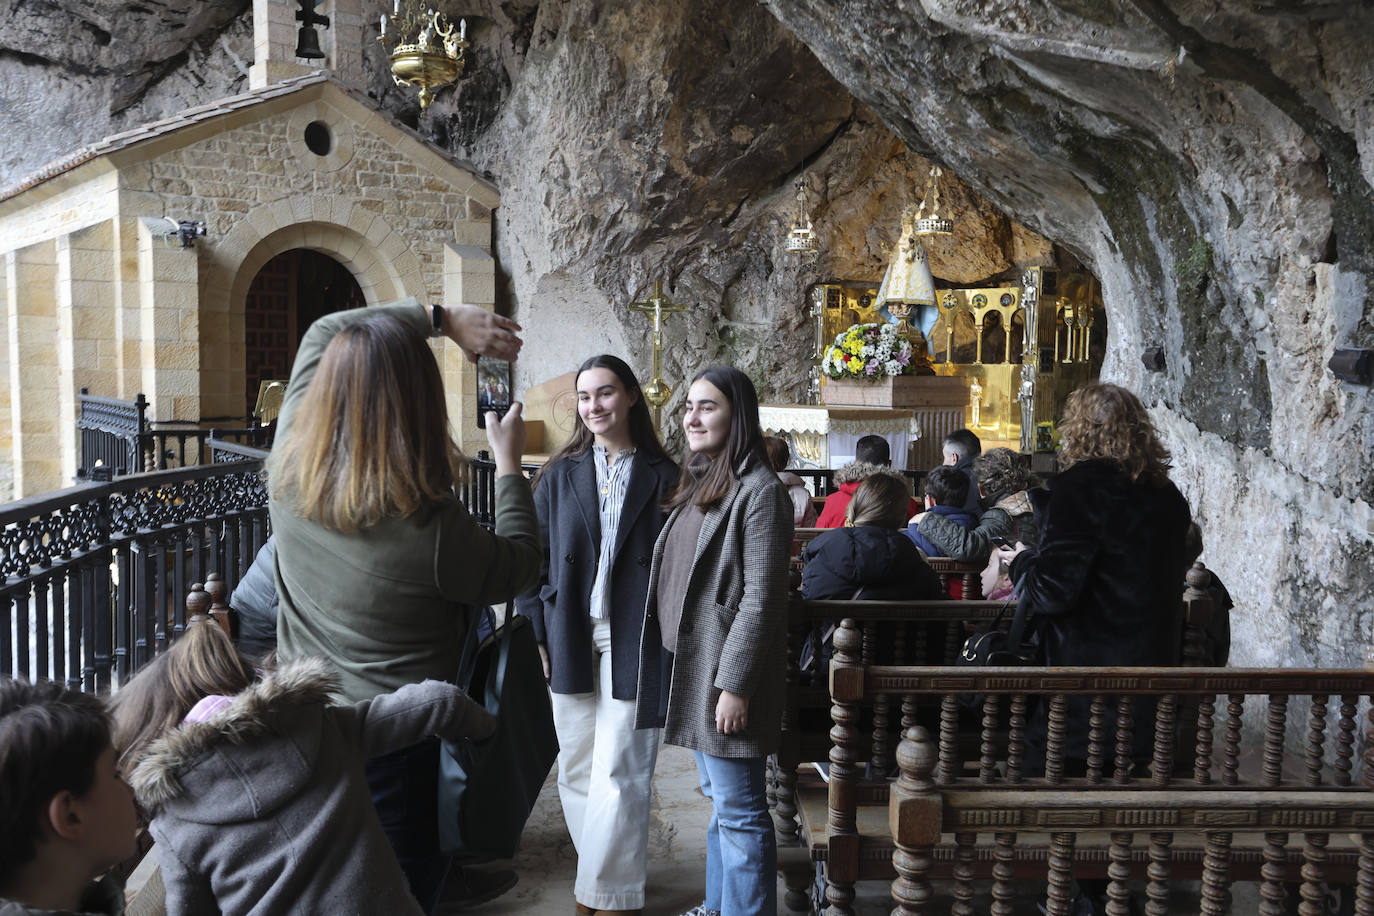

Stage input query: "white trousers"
[{"left": 550, "top": 616, "right": 661, "bottom": 910}]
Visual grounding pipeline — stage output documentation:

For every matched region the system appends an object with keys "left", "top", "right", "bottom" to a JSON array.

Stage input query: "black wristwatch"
[{"left": 429, "top": 304, "right": 444, "bottom": 337}]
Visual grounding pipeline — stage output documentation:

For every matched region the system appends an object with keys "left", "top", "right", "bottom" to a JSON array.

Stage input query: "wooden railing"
[{"left": 789, "top": 617, "right": 1374, "bottom": 915}]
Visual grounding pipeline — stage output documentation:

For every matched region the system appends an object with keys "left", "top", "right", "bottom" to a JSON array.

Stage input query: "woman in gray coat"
[{"left": 635, "top": 366, "right": 793, "bottom": 916}]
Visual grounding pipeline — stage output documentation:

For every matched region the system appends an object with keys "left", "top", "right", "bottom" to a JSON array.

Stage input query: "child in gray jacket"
[{"left": 111, "top": 617, "right": 494, "bottom": 916}]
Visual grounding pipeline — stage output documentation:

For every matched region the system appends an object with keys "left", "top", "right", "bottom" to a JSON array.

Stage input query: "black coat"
[
  {"left": 1010, "top": 458, "right": 1192, "bottom": 761},
  {"left": 515, "top": 450, "right": 679, "bottom": 699},
  {"left": 801, "top": 526, "right": 944, "bottom": 601}
]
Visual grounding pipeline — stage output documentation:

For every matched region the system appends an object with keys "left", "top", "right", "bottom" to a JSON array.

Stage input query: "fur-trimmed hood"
[
  {"left": 994, "top": 488, "right": 1033, "bottom": 517},
  {"left": 833, "top": 461, "right": 905, "bottom": 486},
  {"left": 131, "top": 657, "right": 341, "bottom": 819}
]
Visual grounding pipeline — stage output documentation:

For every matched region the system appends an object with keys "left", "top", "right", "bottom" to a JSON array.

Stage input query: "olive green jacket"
[{"left": 271, "top": 300, "right": 542, "bottom": 702}]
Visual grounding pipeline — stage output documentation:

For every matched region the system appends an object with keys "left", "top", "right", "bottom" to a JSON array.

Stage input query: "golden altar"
[{"left": 805, "top": 268, "right": 1102, "bottom": 456}]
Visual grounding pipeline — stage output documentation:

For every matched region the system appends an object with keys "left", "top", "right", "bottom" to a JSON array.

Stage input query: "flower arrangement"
[{"left": 820, "top": 322, "right": 918, "bottom": 380}]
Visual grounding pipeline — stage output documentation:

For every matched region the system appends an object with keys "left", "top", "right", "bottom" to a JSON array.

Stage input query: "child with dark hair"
[
  {"left": 914, "top": 447, "right": 1039, "bottom": 564},
  {"left": 904, "top": 466, "right": 978, "bottom": 559},
  {"left": 0, "top": 678, "right": 137, "bottom": 915}
]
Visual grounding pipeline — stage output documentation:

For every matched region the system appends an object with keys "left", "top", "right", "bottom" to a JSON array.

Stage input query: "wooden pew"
[{"left": 799, "top": 618, "right": 1374, "bottom": 915}]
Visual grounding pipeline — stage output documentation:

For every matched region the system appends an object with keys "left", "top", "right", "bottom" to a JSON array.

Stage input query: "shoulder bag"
[{"left": 437, "top": 607, "right": 559, "bottom": 859}]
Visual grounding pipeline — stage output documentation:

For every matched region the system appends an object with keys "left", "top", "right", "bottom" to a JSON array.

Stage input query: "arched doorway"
[{"left": 243, "top": 249, "right": 365, "bottom": 417}]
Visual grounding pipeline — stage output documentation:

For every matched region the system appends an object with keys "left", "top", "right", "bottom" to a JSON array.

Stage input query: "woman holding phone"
[
  {"left": 267, "top": 298, "right": 541, "bottom": 913},
  {"left": 516, "top": 355, "right": 679, "bottom": 916},
  {"left": 635, "top": 365, "right": 793, "bottom": 916}
]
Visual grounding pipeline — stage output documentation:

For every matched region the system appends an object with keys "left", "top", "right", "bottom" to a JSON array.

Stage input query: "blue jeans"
[
  {"left": 693, "top": 751, "right": 777, "bottom": 916},
  {"left": 365, "top": 738, "right": 450, "bottom": 915}
]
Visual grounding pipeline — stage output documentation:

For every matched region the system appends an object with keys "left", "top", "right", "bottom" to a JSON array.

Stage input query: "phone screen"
[{"left": 475, "top": 356, "right": 513, "bottom": 429}]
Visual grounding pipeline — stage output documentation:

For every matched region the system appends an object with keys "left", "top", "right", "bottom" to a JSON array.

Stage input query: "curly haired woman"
[{"left": 997, "top": 382, "right": 1192, "bottom": 914}]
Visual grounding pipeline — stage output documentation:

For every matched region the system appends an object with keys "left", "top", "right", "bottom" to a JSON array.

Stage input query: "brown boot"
[{"left": 575, "top": 903, "right": 595, "bottom": 916}]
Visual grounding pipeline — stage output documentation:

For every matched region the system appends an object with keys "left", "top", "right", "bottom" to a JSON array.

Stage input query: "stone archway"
[{"left": 242, "top": 249, "right": 365, "bottom": 418}]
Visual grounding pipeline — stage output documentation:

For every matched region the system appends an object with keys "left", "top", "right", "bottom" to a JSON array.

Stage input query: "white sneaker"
[{"left": 679, "top": 905, "right": 721, "bottom": 916}]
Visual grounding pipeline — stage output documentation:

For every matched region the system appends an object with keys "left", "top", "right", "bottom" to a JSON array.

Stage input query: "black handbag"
[
  {"left": 437, "top": 607, "right": 559, "bottom": 858},
  {"left": 958, "top": 595, "right": 1040, "bottom": 667}
]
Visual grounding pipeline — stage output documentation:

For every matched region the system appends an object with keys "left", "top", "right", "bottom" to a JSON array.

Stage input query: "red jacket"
[{"left": 816, "top": 481, "right": 920, "bottom": 529}]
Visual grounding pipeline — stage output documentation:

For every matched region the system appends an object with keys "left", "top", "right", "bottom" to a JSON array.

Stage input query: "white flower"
[
  {"left": 884, "top": 359, "right": 901, "bottom": 376},
  {"left": 860, "top": 344, "right": 875, "bottom": 358}
]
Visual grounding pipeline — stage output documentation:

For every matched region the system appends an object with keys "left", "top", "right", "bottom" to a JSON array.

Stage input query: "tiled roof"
[{"left": 0, "top": 72, "right": 496, "bottom": 203}]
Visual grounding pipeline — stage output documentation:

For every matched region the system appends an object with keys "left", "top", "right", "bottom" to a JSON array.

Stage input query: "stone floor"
[{"left": 433, "top": 742, "right": 1277, "bottom": 915}]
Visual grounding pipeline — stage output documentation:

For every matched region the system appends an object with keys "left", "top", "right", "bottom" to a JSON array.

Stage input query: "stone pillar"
[
  {"left": 136, "top": 218, "right": 201, "bottom": 423},
  {"left": 443, "top": 240, "right": 496, "bottom": 457},
  {"left": 55, "top": 222, "right": 119, "bottom": 483},
  {"left": 5, "top": 241, "right": 62, "bottom": 496}
]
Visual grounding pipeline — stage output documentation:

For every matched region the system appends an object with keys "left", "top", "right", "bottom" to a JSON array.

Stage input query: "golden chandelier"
[{"left": 379, "top": 2, "right": 470, "bottom": 112}]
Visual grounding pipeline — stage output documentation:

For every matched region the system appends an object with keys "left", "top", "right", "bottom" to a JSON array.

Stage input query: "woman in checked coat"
[{"left": 635, "top": 365, "right": 794, "bottom": 916}]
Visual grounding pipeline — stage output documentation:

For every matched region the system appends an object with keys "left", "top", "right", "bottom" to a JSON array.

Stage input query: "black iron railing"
[
  {"left": 77, "top": 389, "right": 272, "bottom": 478},
  {"left": 463, "top": 452, "right": 542, "bottom": 530},
  {"left": 1, "top": 462, "right": 270, "bottom": 692}
]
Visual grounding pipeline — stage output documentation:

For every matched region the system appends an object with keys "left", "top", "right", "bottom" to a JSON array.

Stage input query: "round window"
[{"left": 303, "top": 121, "right": 332, "bottom": 157}]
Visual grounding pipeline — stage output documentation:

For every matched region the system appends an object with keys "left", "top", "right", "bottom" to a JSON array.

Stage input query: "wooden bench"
[{"left": 795, "top": 617, "right": 1374, "bottom": 915}]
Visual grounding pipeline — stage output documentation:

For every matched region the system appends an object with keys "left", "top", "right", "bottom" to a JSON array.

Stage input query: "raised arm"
[
  {"left": 341, "top": 679, "right": 497, "bottom": 759},
  {"left": 918, "top": 508, "right": 1013, "bottom": 564}
]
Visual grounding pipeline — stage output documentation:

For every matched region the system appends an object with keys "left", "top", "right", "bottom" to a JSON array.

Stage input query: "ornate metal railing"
[
  {"left": 1, "top": 462, "right": 269, "bottom": 692},
  {"left": 77, "top": 388, "right": 272, "bottom": 478}
]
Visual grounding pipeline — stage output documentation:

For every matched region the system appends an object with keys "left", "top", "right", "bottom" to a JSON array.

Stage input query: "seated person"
[
  {"left": 764, "top": 435, "right": 817, "bottom": 527},
  {"left": 800, "top": 475, "right": 944, "bottom": 674},
  {"left": 904, "top": 466, "right": 978, "bottom": 559},
  {"left": 941, "top": 428, "right": 983, "bottom": 515},
  {"left": 802, "top": 475, "right": 944, "bottom": 602},
  {"left": 1184, "top": 522, "right": 1232, "bottom": 666},
  {"left": 815, "top": 434, "right": 918, "bottom": 528},
  {"left": 979, "top": 546, "right": 1016, "bottom": 602},
  {"left": 0, "top": 678, "right": 139, "bottom": 916},
  {"left": 231, "top": 536, "right": 278, "bottom": 661},
  {"left": 913, "top": 447, "right": 1039, "bottom": 564}
]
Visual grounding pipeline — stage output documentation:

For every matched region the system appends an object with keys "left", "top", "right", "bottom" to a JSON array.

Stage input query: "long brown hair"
[
  {"left": 1057, "top": 383, "right": 1172, "bottom": 486},
  {"left": 267, "top": 312, "right": 467, "bottom": 531},
  {"left": 111, "top": 620, "right": 255, "bottom": 778},
  {"left": 663, "top": 365, "right": 767, "bottom": 512},
  {"left": 533, "top": 354, "right": 672, "bottom": 489},
  {"left": 845, "top": 474, "right": 909, "bottom": 529}
]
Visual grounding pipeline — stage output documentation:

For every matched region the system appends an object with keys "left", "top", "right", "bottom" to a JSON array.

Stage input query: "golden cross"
[{"left": 628, "top": 280, "right": 690, "bottom": 431}]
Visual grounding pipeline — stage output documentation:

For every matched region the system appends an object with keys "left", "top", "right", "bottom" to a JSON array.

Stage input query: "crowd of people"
[{"left": 0, "top": 299, "right": 1214, "bottom": 916}]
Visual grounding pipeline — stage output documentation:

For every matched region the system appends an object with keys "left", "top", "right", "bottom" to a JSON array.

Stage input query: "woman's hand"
[
  {"left": 996, "top": 541, "right": 1028, "bottom": 567},
  {"left": 438, "top": 304, "right": 523, "bottom": 363},
  {"left": 485, "top": 401, "right": 527, "bottom": 476},
  {"left": 715, "top": 690, "right": 750, "bottom": 735},
  {"left": 537, "top": 643, "right": 551, "bottom": 681}
]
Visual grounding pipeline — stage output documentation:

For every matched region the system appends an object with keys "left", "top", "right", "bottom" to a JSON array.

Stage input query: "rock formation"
[{"left": 3, "top": 0, "right": 1371, "bottom": 668}]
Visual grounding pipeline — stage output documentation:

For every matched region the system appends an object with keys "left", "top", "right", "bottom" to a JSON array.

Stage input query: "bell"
[{"left": 295, "top": 25, "right": 325, "bottom": 60}]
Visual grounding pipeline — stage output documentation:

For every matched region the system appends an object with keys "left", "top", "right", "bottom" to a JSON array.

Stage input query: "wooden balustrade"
[{"left": 794, "top": 617, "right": 1374, "bottom": 915}]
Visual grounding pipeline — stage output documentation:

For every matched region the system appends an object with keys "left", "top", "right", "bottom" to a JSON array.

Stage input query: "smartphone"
[
  {"left": 990, "top": 536, "right": 1013, "bottom": 550},
  {"left": 475, "top": 356, "right": 513, "bottom": 429}
]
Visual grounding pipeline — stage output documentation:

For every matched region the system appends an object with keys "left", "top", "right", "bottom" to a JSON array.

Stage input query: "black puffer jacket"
[
  {"left": 802, "top": 525, "right": 944, "bottom": 601},
  {"left": 1010, "top": 458, "right": 1192, "bottom": 762}
]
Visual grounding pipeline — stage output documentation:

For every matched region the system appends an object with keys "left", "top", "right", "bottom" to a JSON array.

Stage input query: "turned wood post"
[
  {"left": 204, "top": 572, "right": 232, "bottom": 639},
  {"left": 825, "top": 618, "right": 864, "bottom": 915},
  {"left": 890, "top": 726, "right": 940, "bottom": 915}
]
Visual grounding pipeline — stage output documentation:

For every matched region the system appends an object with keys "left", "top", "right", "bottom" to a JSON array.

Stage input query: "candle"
[
  {"left": 460, "top": 18, "right": 466, "bottom": 40},
  {"left": 393, "top": 0, "right": 400, "bottom": 12},
  {"left": 379, "top": 13, "right": 386, "bottom": 35}
]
